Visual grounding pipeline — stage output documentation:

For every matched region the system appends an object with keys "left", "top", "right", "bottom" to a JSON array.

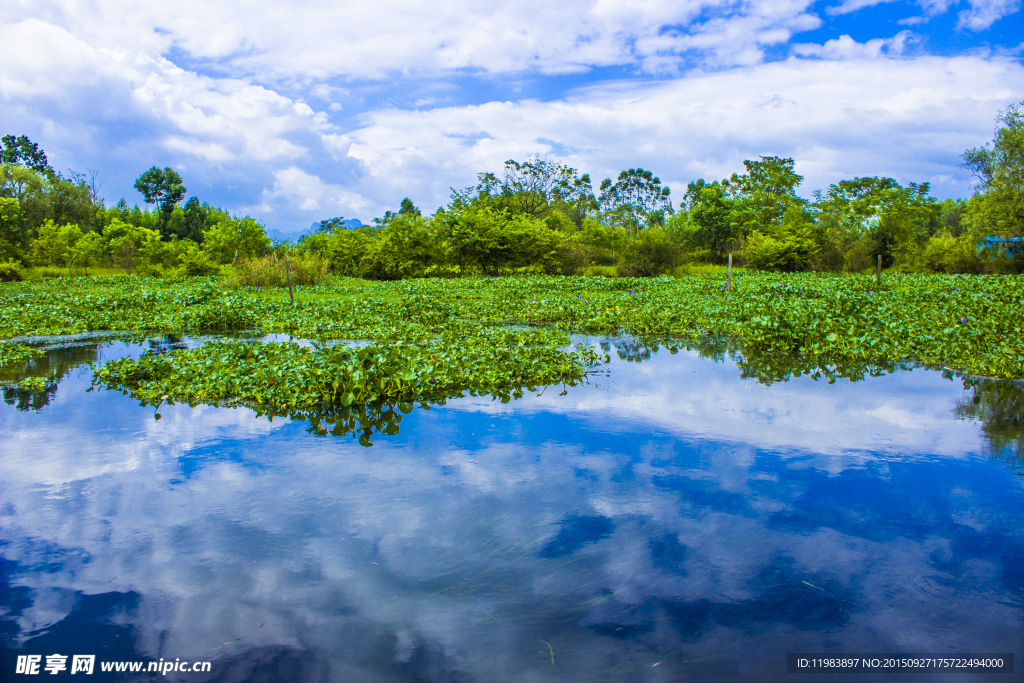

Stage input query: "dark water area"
[{"left": 1, "top": 337, "right": 1023, "bottom": 682}]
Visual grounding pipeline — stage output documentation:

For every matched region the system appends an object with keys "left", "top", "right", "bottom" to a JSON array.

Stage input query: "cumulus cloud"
[
  {"left": 264, "top": 167, "right": 372, "bottom": 216},
  {"left": 342, "top": 54, "right": 1023, "bottom": 211},
  {"left": 957, "top": 0, "right": 1022, "bottom": 29},
  {"left": 6, "top": 0, "right": 825, "bottom": 78},
  {"left": 2, "top": 0, "right": 1020, "bottom": 228}
]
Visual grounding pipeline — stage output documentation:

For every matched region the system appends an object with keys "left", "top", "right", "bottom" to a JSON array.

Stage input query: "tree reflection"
[{"left": 955, "top": 378, "right": 1024, "bottom": 468}]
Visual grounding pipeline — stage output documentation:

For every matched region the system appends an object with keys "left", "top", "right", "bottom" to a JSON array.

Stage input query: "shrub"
[
  {"left": 618, "top": 228, "right": 680, "bottom": 277},
  {"left": 0, "top": 259, "right": 25, "bottom": 282},
  {"left": 230, "top": 252, "right": 329, "bottom": 288}
]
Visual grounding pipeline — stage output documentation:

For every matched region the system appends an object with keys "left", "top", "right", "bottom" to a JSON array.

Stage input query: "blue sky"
[{"left": 3, "top": 0, "right": 1022, "bottom": 236}]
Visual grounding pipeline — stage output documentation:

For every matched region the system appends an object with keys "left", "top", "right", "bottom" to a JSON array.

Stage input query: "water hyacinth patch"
[{"left": 2, "top": 272, "right": 1023, "bottom": 391}]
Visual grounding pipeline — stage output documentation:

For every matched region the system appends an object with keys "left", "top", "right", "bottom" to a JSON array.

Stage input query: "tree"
[
  {"left": 104, "top": 218, "right": 161, "bottom": 273},
  {"left": 0, "top": 197, "right": 28, "bottom": 262},
  {"left": 202, "top": 216, "right": 272, "bottom": 263},
  {"left": 726, "top": 156, "right": 805, "bottom": 237},
  {"left": 1, "top": 135, "right": 51, "bottom": 174},
  {"left": 134, "top": 166, "right": 187, "bottom": 221},
  {"left": 687, "top": 182, "right": 737, "bottom": 264},
  {"left": 399, "top": 198, "right": 421, "bottom": 216},
  {"left": 962, "top": 101, "right": 1024, "bottom": 238},
  {"left": 598, "top": 168, "right": 672, "bottom": 238},
  {"left": 814, "top": 177, "right": 938, "bottom": 269},
  {"left": 497, "top": 157, "right": 595, "bottom": 225},
  {"left": 67, "top": 230, "right": 105, "bottom": 275}
]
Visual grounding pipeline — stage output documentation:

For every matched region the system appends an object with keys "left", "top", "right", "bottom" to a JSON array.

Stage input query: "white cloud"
[
  {"left": 265, "top": 167, "right": 372, "bottom": 217},
  {"left": 6, "top": 0, "right": 826, "bottom": 79},
  {"left": 826, "top": 0, "right": 901, "bottom": 17},
  {"left": 957, "top": 0, "right": 1021, "bottom": 29},
  {"left": 792, "top": 31, "right": 918, "bottom": 58},
  {"left": 342, "top": 55, "right": 1023, "bottom": 210}
]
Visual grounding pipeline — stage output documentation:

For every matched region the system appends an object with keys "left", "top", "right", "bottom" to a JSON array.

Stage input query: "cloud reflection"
[{"left": 1, "top": 340, "right": 1023, "bottom": 681}]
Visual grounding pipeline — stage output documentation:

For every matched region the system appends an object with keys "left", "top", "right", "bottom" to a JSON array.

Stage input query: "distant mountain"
[
  {"left": 307, "top": 218, "right": 364, "bottom": 233},
  {"left": 265, "top": 218, "right": 365, "bottom": 244},
  {"left": 266, "top": 228, "right": 293, "bottom": 243}
]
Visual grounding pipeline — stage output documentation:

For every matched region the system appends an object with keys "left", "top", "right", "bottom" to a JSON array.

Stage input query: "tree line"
[{"left": 0, "top": 101, "right": 1020, "bottom": 282}]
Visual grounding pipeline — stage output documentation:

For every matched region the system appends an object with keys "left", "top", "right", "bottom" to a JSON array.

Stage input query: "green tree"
[
  {"left": 726, "top": 156, "right": 805, "bottom": 237},
  {"left": 399, "top": 198, "right": 421, "bottom": 217},
  {"left": 1, "top": 164, "right": 49, "bottom": 230},
  {"left": 203, "top": 216, "right": 272, "bottom": 263},
  {"left": 67, "top": 230, "right": 105, "bottom": 275},
  {"left": 814, "top": 177, "right": 938, "bottom": 269},
  {"left": 0, "top": 197, "right": 28, "bottom": 262},
  {"left": 687, "top": 182, "right": 737, "bottom": 264},
  {"left": 1, "top": 135, "right": 51, "bottom": 174},
  {"left": 962, "top": 101, "right": 1024, "bottom": 239},
  {"left": 29, "top": 220, "right": 72, "bottom": 267},
  {"left": 104, "top": 218, "right": 161, "bottom": 273},
  {"left": 360, "top": 214, "right": 439, "bottom": 279},
  {"left": 741, "top": 205, "right": 821, "bottom": 272},
  {"left": 134, "top": 166, "right": 186, "bottom": 239},
  {"left": 598, "top": 168, "right": 672, "bottom": 238},
  {"left": 619, "top": 227, "right": 680, "bottom": 276}
]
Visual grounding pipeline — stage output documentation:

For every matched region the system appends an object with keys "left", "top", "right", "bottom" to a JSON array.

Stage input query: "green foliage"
[
  {"left": 618, "top": 228, "right": 680, "bottom": 277},
  {"left": 921, "top": 233, "right": 984, "bottom": 274},
  {"left": 0, "top": 197, "right": 27, "bottom": 262},
  {"left": 203, "top": 216, "right": 272, "bottom": 263},
  {"left": 0, "top": 259, "right": 25, "bottom": 282},
  {"left": 741, "top": 206, "right": 821, "bottom": 272},
  {"left": 1, "top": 135, "right": 51, "bottom": 174},
  {"left": 0, "top": 341, "right": 44, "bottom": 369},
  {"left": 4, "top": 273, "right": 1024, "bottom": 383},
  {"left": 104, "top": 218, "right": 162, "bottom": 273},
  {"left": 726, "top": 156, "right": 805, "bottom": 237},
  {"left": 360, "top": 214, "right": 441, "bottom": 280},
  {"left": 962, "top": 101, "right": 1024, "bottom": 238},
  {"left": 134, "top": 166, "right": 187, "bottom": 214},
  {"left": 300, "top": 227, "right": 372, "bottom": 277},
  {"left": 686, "top": 182, "right": 737, "bottom": 264},
  {"left": 598, "top": 168, "right": 672, "bottom": 237},
  {"left": 179, "top": 243, "right": 221, "bottom": 276},
  {"left": 94, "top": 335, "right": 603, "bottom": 443},
  {"left": 228, "top": 252, "right": 328, "bottom": 288}
]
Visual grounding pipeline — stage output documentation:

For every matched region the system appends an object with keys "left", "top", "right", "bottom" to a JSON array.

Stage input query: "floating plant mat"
[{"left": 2, "top": 272, "right": 1022, "bottom": 378}]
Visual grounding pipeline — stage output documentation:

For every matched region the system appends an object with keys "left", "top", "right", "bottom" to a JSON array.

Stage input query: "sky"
[{"left": 2, "top": 0, "right": 1022, "bottom": 236}]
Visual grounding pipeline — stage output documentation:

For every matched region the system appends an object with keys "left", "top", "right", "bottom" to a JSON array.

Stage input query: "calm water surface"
[{"left": 1, "top": 338, "right": 1022, "bottom": 682}]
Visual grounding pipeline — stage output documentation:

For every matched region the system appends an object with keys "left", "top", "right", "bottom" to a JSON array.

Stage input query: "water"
[{"left": 1, "top": 338, "right": 1022, "bottom": 681}]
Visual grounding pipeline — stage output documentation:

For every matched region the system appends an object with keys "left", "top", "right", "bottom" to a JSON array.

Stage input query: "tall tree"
[
  {"left": 1, "top": 135, "right": 51, "bottom": 174},
  {"left": 134, "top": 166, "right": 186, "bottom": 214},
  {"left": 726, "top": 156, "right": 805, "bottom": 237},
  {"left": 598, "top": 168, "right": 672, "bottom": 238},
  {"left": 399, "top": 198, "right": 421, "bottom": 216},
  {"left": 962, "top": 101, "right": 1024, "bottom": 237}
]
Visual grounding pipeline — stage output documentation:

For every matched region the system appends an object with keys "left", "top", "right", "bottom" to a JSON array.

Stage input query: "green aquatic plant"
[
  {"left": 3, "top": 272, "right": 1024, "bottom": 385},
  {"left": 0, "top": 341, "right": 45, "bottom": 369},
  {"left": 94, "top": 334, "right": 605, "bottom": 444}
]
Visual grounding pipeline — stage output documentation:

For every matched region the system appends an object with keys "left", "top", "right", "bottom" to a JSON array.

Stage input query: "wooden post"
[
  {"left": 283, "top": 252, "right": 294, "bottom": 303},
  {"left": 727, "top": 253, "right": 732, "bottom": 290},
  {"left": 876, "top": 254, "right": 881, "bottom": 287}
]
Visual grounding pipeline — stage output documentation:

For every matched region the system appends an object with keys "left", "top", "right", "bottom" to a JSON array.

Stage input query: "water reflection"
[
  {"left": 1, "top": 337, "right": 1023, "bottom": 682},
  {"left": 956, "top": 378, "right": 1024, "bottom": 468}
]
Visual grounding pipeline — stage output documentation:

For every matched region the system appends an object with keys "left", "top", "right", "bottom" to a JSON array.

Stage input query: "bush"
[
  {"left": 922, "top": 233, "right": 984, "bottom": 274},
  {"left": 229, "top": 252, "right": 329, "bottom": 288},
  {"left": 180, "top": 244, "right": 221, "bottom": 277},
  {"left": 618, "top": 228, "right": 680, "bottom": 277},
  {"left": 0, "top": 259, "right": 25, "bottom": 282}
]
